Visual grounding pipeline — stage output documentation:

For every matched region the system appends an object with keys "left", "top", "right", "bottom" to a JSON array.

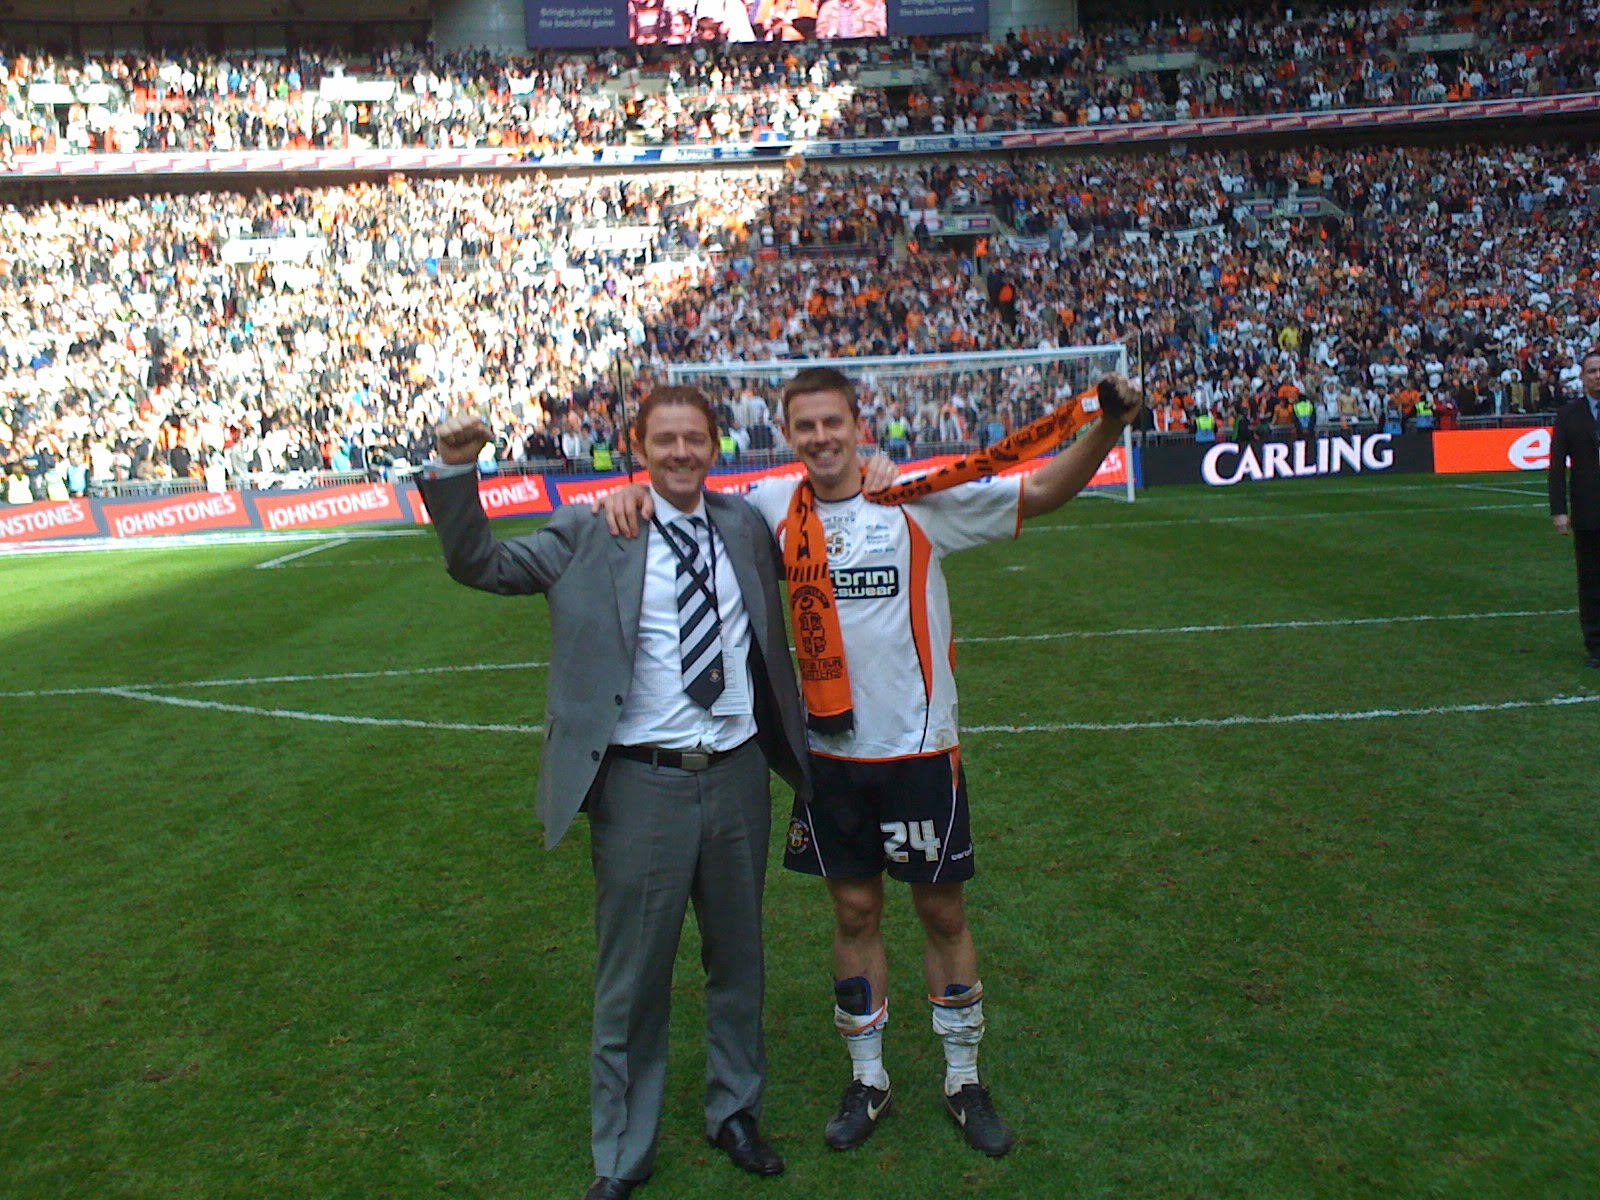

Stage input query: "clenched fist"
[
  {"left": 435, "top": 413, "right": 492, "bottom": 466},
  {"left": 1096, "top": 373, "right": 1144, "bottom": 426}
]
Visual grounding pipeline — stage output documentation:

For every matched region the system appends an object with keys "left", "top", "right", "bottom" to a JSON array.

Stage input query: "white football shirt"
[{"left": 745, "top": 475, "right": 1022, "bottom": 761}]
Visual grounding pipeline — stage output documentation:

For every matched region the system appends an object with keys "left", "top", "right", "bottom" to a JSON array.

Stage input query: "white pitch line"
[
  {"left": 1242, "top": 481, "right": 1449, "bottom": 495},
  {"left": 86, "top": 686, "right": 1598, "bottom": 735},
  {"left": 1455, "top": 482, "right": 1547, "bottom": 498},
  {"left": 0, "top": 607, "right": 1577, "bottom": 699},
  {"left": 0, "top": 496, "right": 1542, "bottom": 562},
  {"left": 1028, "top": 499, "right": 1537, "bottom": 534},
  {"left": 958, "top": 608, "right": 1575, "bottom": 645},
  {"left": 0, "top": 659, "right": 551, "bottom": 699},
  {"left": 245, "top": 501, "right": 1550, "bottom": 556},
  {"left": 255, "top": 538, "right": 350, "bottom": 569},
  {"left": 170, "top": 660, "right": 551, "bottom": 689},
  {"left": 967, "top": 693, "right": 1600, "bottom": 732},
  {"left": 246, "top": 557, "right": 422, "bottom": 569},
  {"left": 97, "top": 687, "right": 542, "bottom": 734},
  {"left": 0, "top": 526, "right": 429, "bottom": 557}
]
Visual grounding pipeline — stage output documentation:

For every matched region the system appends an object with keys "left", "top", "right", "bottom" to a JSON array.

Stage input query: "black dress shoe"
[
  {"left": 583, "top": 1177, "right": 643, "bottom": 1200},
  {"left": 709, "top": 1111, "right": 785, "bottom": 1176}
]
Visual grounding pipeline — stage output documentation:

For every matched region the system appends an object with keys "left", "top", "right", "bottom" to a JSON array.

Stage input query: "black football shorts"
[{"left": 783, "top": 748, "right": 974, "bottom": 883}]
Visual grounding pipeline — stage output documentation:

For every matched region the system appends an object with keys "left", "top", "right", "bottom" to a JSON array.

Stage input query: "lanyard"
[{"left": 652, "top": 511, "right": 720, "bottom": 615}]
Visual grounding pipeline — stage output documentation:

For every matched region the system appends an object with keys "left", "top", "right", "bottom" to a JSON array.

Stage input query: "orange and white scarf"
[{"left": 782, "top": 385, "right": 1106, "bottom": 731}]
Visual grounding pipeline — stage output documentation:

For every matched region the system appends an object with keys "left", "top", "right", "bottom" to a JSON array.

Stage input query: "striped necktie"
[{"left": 671, "top": 516, "right": 725, "bottom": 709}]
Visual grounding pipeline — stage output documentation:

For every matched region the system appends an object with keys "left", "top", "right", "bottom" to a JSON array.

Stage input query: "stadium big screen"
[{"left": 526, "top": 0, "right": 986, "bottom": 47}]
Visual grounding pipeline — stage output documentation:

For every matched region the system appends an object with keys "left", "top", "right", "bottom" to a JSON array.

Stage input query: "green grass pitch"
[{"left": 2, "top": 471, "right": 1596, "bottom": 1199}]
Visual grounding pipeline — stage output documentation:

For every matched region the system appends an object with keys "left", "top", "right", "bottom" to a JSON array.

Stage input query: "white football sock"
[
  {"left": 931, "top": 981, "right": 985, "bottom": 1096},
  {"left": 834, "top": 999, "right": 890, "bottom": 1091}
]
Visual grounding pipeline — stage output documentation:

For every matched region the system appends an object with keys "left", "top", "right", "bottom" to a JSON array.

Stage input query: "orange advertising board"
[
  {"left": 1432, "top": 427, "right": 1553, "bottom": 474},
  {"left": 0, "top": 498, "right": 100, "bottom": 542},
  {"left": 254, "top": 482, "right": 405, "bottom": 531}
]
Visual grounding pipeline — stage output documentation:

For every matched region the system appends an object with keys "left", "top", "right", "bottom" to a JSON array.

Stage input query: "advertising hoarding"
[
  {"left": 0, "top": 499, "right": 100, "bottom": 542},
  {"left": 254, "top": 483, "right": 407, "bottom": 532},
  {"left": 1142, "top": 433, "right": 1435, "bottom": 488},
  {"left": 1432, "top": 427, "right": 1553, "bottom": 474},
  {"left": 104, "top": 491, "right": 253, "bottom": 538}
]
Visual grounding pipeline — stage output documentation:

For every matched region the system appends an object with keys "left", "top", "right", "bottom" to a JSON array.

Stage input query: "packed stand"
[
  {"left": 0, "top": 169, "right": 780, "bottom": 501},
  {"left": 646, "top": 145, "right": 1600, "bottom": 444},
  {"left": 3, "top": 140, "right": 1599, "bottom": 504},
  {"left": 1, "top": 0, "right": 1599, "bottom": 158}
]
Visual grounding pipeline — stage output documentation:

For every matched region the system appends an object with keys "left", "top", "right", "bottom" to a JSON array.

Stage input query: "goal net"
[{"left": 662, "top": 345, "right": 1136, "bottom": 502}]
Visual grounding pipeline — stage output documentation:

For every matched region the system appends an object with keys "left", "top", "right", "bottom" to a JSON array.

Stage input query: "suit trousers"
[
  {"left": 587, "top": 739, "right": 772, "bottom": 1181},
  {"left": 1575, "top": 529, "right": 1600, "bottom": 657}
]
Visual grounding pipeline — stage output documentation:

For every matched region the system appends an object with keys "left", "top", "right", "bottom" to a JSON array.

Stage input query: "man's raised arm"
[
  {"left": 420, "top": 412, "right": 575, "bottom": 596},
  {"left": 1019, "top": 373, "right": 1144, "bottom": 520}
]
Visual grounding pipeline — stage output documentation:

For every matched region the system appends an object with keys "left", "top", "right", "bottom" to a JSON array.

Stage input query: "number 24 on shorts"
[{"left": 881, "top": 820, "right": 942, "bottom": 863}]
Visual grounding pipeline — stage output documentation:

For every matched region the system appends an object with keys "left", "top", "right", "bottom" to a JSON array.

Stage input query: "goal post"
[{"left": 663, "top": 344, "right": 1136, "bottom": 502}]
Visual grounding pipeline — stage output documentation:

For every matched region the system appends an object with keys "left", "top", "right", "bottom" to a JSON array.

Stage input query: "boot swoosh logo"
[{"left": 868, "top": 1095, "right": 889, "bottom": 1121}]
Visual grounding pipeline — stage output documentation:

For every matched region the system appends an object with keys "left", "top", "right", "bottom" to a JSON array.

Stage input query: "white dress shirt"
[{"left": 611, "top": 487, "right": 756, "bottom": 751}]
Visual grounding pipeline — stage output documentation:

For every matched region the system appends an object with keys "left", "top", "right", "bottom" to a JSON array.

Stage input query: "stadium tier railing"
[{"left": 5, "top": 92, "right": 1598, "bottom": 181}]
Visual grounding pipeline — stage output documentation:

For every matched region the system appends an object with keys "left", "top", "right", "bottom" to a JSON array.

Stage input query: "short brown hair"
[
  {"left": 632, "top": 384, "right": 719, "bottom": 444},
  {"left": 781, "top": 367, "right": 859, "bottom": 421}
]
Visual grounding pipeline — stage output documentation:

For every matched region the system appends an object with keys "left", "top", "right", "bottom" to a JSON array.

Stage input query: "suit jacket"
[
  {"left": 419, "top": 471, "right": 809, "bottom": 847},
  {"left": 1549, "top": 396, "right": 1600, "bottom": 532}
]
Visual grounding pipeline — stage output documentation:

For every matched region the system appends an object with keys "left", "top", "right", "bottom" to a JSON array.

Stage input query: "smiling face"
[
  {"left": 635, "top": 399, "right": 717, "bottom": 513},
  {"left": 783, "top": 387, "right": 866, "bottom": 500}
]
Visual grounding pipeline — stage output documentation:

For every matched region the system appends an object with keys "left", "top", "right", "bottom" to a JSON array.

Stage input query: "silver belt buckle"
[{"left": 680, "top": 750, "right": 711, "bottom": 771}]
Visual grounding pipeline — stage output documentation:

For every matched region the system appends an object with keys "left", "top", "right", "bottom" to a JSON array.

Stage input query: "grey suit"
[{"left": 418, "top": 470, "right": 808, "bottom": 1181}]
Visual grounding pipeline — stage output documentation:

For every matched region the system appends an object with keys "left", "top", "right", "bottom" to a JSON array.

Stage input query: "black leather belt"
[{"left": 607, "top": 742, "right": 748, "bottom": 771}]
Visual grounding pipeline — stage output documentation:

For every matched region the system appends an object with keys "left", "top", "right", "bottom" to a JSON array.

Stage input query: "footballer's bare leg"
[
  {"left": 829, "top": 875, "right": 888, "bottom": 1000},
  {"left": 911, "top": 881, "right": 1014, "bottom": 1156},
  {"left": 823, "top": 876, "right": 893, "bottom": 1149},
  {"left": 910, "top": 881, "right": 977, "bottom": 994}
]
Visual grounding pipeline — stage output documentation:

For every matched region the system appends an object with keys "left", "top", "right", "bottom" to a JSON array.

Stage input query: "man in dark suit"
[
  {"left": 1549, "top": 348, "right": 1600, "bottom": 668},
  {"left": 418, "top": 386, "right": 809, "bottom": 1199}
]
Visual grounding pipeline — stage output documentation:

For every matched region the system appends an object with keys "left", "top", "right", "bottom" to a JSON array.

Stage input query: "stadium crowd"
[
  {"left": 655, "top": 144, "right": 1600, "bottom": 436},
  {"left": 1, "top": 0, "right": 1598, "bottom": 157},
  {"left": 3, "top": 133, "right": 1597, "bottom": 504}
]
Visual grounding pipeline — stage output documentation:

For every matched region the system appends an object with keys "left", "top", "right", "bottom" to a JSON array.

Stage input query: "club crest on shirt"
[
  {"left": 787, "top": 818, "right": 812, "bottom": 853},
  {"left": 826, "top": 528, "right": 848, "bottom": 559}
]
